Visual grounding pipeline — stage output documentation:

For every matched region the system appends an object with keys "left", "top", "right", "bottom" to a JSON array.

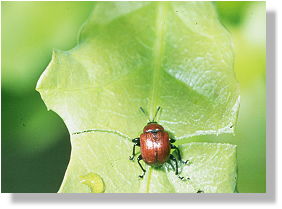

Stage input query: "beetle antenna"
[
  {"left": 152, "top": 106, "right": 161, "bottom": 122},
  {"left": 139, "top": 107, "right": 151, "bottom": 122}
]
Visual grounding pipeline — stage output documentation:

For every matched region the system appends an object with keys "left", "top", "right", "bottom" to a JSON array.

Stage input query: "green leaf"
[
  {"left": 36, "top": 2, "right": 239, "bottom": 193},
  {"left": 2, "top": 1, "right": 94, "bottom": 94},
  {"left": 59, "top": 133, "right": 236, "bottom": 193}
]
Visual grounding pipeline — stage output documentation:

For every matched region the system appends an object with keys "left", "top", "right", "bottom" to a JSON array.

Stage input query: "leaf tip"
[{"left": 36, "top": 49, "right": 60, "bottom": 92}]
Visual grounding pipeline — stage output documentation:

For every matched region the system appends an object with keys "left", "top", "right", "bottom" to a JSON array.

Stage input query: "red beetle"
[{"left": 129, "top": 107, "right": 188, "bottom": 179}]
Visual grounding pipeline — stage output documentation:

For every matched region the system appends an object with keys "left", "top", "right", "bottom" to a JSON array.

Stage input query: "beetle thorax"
[{"left": 143, "top": 123, "right": 164, "bottom": 133}]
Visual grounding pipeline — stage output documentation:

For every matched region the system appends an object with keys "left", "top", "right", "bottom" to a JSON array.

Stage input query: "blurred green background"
[{"left": 1, "top": 1, "right": 265, "bottom": 193}]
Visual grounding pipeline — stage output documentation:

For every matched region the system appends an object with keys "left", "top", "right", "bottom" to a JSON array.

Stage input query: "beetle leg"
[
  {"left": 170, "top": 154, "right": 188, "bottom": 180},
  {"left": 137, "top": 155, "right": 146, "bottom": 178},
  {"left": 129, "top": 138, "right": 140, "bottom": 160},
  {"left": 132, "top": 137, "right": 140, "bottom": 144},
  {"left": 169, "top": 138, "right": 176, "bottom": 143},
  {"left": 167, "top": 160, "right": 175, "bottom": 171},
  {"left": 169, "top": 154, "right": 179, "bottom": 175},
  {"left": 171, "top": 144, "right": 189, "bottom": 164},
  {"left": 129, "top": 144, "right": 137, "bottom": 160},
  {"left": 170, "top": 144, "right": 182, "bottom": 161}
]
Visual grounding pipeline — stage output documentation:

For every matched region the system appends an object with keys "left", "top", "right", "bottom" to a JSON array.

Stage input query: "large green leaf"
[
  {"left": 36, "top": 2, "right": 239, "bottom": 193},
  {"left": 59, "top": 134, "right": 236, "bottom": 193}
]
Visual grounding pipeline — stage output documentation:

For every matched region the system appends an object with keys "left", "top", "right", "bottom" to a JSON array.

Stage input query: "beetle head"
[{"left": 143, "top": 123, "right": 164, "bottom": 133}]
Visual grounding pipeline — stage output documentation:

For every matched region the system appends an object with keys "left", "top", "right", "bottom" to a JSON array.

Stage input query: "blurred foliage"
[
  {"left": 216, "top": 1, "right": 266, "bottom": 192},
  {"left": 2, "top": 1, "right": 94, "bottom": 94},
  {"left": 2, "top": 1, "right": 265, "bottom": 193},
  {"left": 216, "top": 1, "right": 252, "bottom": 26},
  {"left": 1, "top": 1, "right": 95, "bottom": 192}
]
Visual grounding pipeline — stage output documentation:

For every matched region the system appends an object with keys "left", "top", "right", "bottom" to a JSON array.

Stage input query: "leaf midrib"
[
  {"left": 146, "top": 2, "right": 168, "bottom": 192},
  {"left": 149, "top": 2, "right": 168, "bottom": 119}
]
